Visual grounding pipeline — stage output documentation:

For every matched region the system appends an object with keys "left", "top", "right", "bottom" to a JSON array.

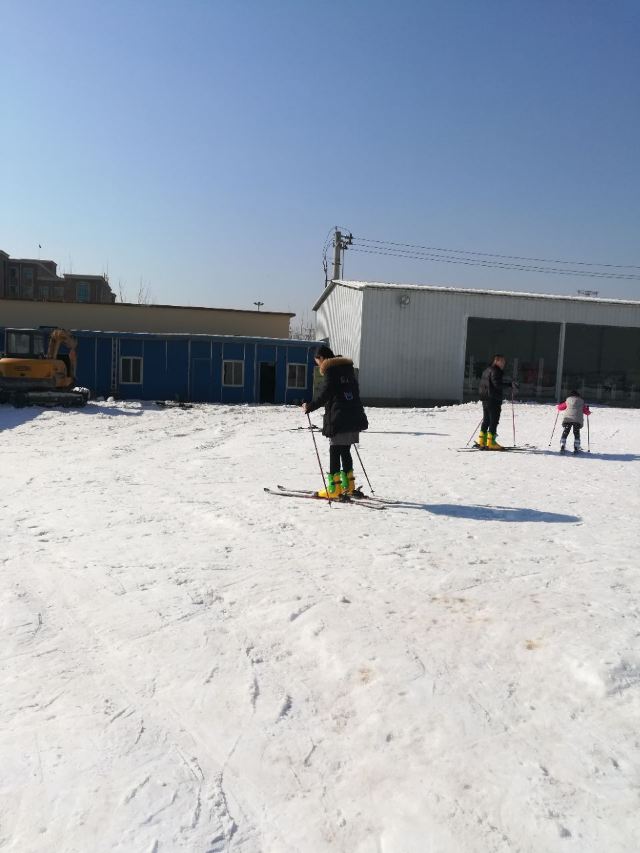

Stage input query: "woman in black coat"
[{"left": 302, "top": 345, "right": 368, "bottom": 498}]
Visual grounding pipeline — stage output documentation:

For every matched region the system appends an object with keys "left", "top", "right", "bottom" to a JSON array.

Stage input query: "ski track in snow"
[{"left": 1, "top": 400, "right": 639, "bottom": 852}]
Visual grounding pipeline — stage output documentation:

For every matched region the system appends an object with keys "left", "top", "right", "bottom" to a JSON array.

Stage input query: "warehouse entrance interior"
[
  {"left": 464, "top": 318, "right": 561, "bottom": 401},
  {"left": 562, "top": 324, "right": 640, "bottom": 405},
  {"left": 259, "top": 362, "right": 276, "bottom": 403}
]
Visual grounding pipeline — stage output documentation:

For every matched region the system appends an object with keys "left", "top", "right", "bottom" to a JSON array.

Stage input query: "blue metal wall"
[{"left": 1, "top": 327, "right": 318, "bottom": 404}]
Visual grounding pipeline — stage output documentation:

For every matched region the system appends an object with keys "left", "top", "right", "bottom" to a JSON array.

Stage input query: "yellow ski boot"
[
  {"left": 339, "top": 470, "right": 356, "bottom": 495},
  {"left": 316, "top": 472, "right": 343, "bottom": 499},
  {"left": 487, "top": 432, "right": 504, "bottom": 451},
  {"left": 476, "top": 430, "right": 487, "bottom": 448}
]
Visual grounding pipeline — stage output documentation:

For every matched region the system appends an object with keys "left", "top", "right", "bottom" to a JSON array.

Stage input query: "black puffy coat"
[
  {"left": 478, "top": 364, "right": 505, "bottom": 402},
  {"left": 306, "top": 356, "right": 369, "bottom": 438}
]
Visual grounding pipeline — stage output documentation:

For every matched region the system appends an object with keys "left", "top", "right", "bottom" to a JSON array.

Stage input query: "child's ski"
[{"left": 264, "top": 487, "right": 386, "bottom": 509}]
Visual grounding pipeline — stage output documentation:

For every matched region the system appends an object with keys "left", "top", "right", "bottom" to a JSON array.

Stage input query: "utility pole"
[
  {"left": 331, "top": 228, "right": 353, "bottom": 283},
  {"left": 332, "top": 230, "right": 342, "bottom": 282},
  {"left": 253, "top": 301, "right": 264, "bottom": 311}
]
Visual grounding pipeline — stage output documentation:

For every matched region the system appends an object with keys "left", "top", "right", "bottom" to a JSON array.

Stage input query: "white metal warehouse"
[{"left": 313, "top": 280, "right": 640, "bottom": 406}]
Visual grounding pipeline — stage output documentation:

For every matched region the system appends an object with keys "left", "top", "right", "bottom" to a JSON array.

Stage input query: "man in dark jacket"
[
  {"left": 302, "top": 345, "right": 368, "bottom": 498},
  {"left": 477, "top": 354, "right": 510, "bottom": 450}
]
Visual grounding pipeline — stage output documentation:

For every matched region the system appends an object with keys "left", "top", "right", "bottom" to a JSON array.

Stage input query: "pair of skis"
[{"left": 264, "top": 485, "right": 389, "bottom": 510}]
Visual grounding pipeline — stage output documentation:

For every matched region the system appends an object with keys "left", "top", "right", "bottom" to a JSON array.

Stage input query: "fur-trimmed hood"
[{"left": 319, "top": 356, "right": 353, "bottom": 375}]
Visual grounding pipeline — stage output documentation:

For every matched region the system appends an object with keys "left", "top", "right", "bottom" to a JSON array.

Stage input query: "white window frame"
[
  {"left": 120, "top": 356, "right": 143, "bottom": 384},
  {"left": 287, "top": 362, "right": 307, "bottom": 389},
  {"left": 222, "top": 359, "right": 244, "bottom": 387}
]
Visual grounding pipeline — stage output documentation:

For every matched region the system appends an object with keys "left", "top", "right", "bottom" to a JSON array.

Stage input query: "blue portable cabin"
[{"left": 0, "top": 326, "right": 320, "bottom": 404}]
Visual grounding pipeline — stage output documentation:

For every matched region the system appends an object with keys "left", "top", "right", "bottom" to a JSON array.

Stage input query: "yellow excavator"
[{"left": 0, "top": 328, "right": 90, "bottom": 407}]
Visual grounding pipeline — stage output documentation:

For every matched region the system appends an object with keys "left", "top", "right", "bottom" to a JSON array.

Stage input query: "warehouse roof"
[{"left": 312, "top": 279, "right": 640, "bottom": 311}]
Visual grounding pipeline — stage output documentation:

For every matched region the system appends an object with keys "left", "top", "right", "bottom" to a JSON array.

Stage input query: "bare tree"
[
  {"left": 290, "top": 312, "right": 316, "bottom": 341},
  {"left": 116, "top": 277, "right": 153, "bottom": 304},
  {"left": 136, "top": 277, "right": 154, "bottom": 305}
]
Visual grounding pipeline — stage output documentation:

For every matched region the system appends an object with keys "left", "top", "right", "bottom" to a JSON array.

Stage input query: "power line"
[
  {"left": 353, "top": 235, "right": 640, "bottom": 271},
  {"left": 323, "top": 224, "right": 353, "bottom": 261},
  {"left": 348, "top": 246, "right": 640, "bottom": 281}
]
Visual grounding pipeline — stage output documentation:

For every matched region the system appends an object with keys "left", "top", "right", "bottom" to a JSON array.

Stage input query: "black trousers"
[
  {"left": 561, "top": 424, "right": 581, "bottom": 443},
  {"left": 481, "top": 400, "right": 502, "bottom": 435},
  {"left": 329, "top": 445, "right": 353, "bottom": 474}
]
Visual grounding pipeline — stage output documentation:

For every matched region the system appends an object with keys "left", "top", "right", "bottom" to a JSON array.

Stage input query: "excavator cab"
[
  {"left": 0, "top": 327, "right": 89, "bottom": 407},
  {"left": 3, "top": 329, "right": 47, "bottom": 359}
]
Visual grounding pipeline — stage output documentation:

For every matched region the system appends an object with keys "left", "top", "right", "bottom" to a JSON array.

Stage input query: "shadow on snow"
[
  {"left": 426, "top": 503, "right": 580, "bottom": 523},
  {"left": 537, "top": 450, "right": 640, "bottom": 462},
  {"left": 0, "top": 407, "right": 42, "bottom": 430},
  {"left": 378, "top": 499, "right": 580, "bottom": 523},
  {"left": 0, "top": 403, "right": 143, "bottom": 431}
]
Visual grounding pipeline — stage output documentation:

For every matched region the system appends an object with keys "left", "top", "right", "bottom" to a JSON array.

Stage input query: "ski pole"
[
  {"left": 466, "top": 418, "right": 482, "bottom": 447},
  {"left": 307, "top": 413, "right": 332, "bottom": 504},
  {"left": 353, "top": 444, "right": 375, "bottom": 494},
  {"left": 548, "top": 411, "right": 559, "bottom": 447},
  {"left": 586, "top": 415, "right": 590, "bottom": 452},
  {"left": 511, "top": 389, "right": 516, "bottom": 446}
]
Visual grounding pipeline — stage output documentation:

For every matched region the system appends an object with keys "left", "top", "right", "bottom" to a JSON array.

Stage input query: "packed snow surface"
[{"left": 1, "top": 400, "right": 639, "bottom": 853}]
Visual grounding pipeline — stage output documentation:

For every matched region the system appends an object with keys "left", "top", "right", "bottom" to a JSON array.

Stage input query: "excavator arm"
[{"left": 47, "top": 329, "right": 78, "bottom": 379}]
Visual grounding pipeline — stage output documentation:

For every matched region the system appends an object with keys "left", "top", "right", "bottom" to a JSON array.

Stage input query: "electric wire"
[
  {"left": 352, "top": 236, "right": 640, "bottom": 271},
  {"left": 348, "top": 246, "right": 640, "bottom": 281}
]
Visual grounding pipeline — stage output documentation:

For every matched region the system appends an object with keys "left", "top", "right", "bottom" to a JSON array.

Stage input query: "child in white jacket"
[{"left": 557, "top": 390, "right": 591, "bottom": 453}]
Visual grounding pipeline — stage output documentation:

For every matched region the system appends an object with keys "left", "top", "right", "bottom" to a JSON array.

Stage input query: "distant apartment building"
[{"left": 0, "top": 249, "right": 116, "bottom": 304}]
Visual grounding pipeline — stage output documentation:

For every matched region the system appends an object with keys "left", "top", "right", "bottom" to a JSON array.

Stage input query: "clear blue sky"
[{"left": 2, "top": 0, "right": 639, "bottom": 320}]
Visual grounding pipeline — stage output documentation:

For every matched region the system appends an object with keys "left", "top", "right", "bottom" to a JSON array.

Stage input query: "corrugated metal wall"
[
  {"left": 358, "top": 288, "right": 468, "bottom": 400},
  {"left": 1, "top": 327, "right": 318, "bottom": 405},
  {"left": 316, "top": 284, "right": 363, "bottom": 367},
  {"left": 345, "top": 285, "right": 640, "bottom": 402}
]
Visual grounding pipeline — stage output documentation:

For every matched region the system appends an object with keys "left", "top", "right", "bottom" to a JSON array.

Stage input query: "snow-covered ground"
[{"left": 1, "top": 400, "right": 639, "bottom": 853}]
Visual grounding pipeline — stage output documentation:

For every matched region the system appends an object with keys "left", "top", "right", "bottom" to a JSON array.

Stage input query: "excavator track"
[
  {"left": 0, "top": 389, "right": 89, "bottom": 409},
  {"left": 13, "top": 388, "right": 90, "bottom": 408}
]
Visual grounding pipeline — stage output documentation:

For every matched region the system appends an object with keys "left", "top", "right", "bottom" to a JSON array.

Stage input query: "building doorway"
[
  {"left": 190, "top": 358, "right": 212, "bottom": 402},
  {"left": 259, "top": 362, "right": 276, "bottom": 403},
  {"left": 464, "top": 317, "right": 560, "bottom": 401}
]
